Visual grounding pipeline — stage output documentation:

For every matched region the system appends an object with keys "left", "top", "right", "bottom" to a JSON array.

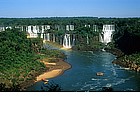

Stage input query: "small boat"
[{"left": 96, "top": 72, "right": 104, "bottom": 76}]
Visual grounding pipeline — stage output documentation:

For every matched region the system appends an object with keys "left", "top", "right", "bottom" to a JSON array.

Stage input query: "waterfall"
[
  {"left": 53, "top": 34, "right": 55, "bottom": 42},
  {"left": 86, "top": 34, "right": 89, "bottom": 44},
  {"left": 63, "top": 34, "right": 72, "bottom": 49},
  {"left": 99, "top": 33, "right": 104, "bottom": 43},
  {"left": 27, "top": 26, "right": 38, "bottom": 38},
  {"left": 72, "top": 34, "right": 75, "bottom": 47},
  {"left": 46, "top": 33, "right": 50, "bottom": 41},
  {"left": 41, "top": 26, "right": 44, "bottom": 33},
  {"left": 36, "top": 26, "right": 40, "bottom": 33},
  {"left": 28, "top": 26, "right": 32, "bottom": 33},
  {"left": 32, "top": 26, "right": 37, "bottom": 34},
  {"left": 21, "top": 26, "right": 24, "bottom": 32},
  {"left": 100, "top": 25, "right": 115, "bottom": 45},
  {"left": 41, "top": 33, "right": 44, "bottom": 39},
  {"left": 93, "top": 25, "right": 98, "bottom": 32},
  {"left": 103, "top": 31, "right": 112, "bottom": 45}
]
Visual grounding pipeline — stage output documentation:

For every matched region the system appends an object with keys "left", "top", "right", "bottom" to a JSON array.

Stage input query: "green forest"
[{"left": 0, "top": 28, "right": 65, "bottom": 91}]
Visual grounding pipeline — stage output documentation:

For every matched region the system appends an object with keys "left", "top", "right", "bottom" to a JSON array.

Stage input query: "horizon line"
[{"left": 0, "top": 15, "right": 140, "bottom": 19}]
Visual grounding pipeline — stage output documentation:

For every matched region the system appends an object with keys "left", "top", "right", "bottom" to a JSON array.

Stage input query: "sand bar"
[
  {"left": 36, "top": 69, "right": 63, "bottom": 81},
  {"left": 35, "top": 59, "right": 71, "bottom": 82}
]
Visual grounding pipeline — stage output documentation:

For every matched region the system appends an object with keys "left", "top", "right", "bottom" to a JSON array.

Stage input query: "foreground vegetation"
[{"left": 0, "top": 28, "right": 65, "bottom": 91}]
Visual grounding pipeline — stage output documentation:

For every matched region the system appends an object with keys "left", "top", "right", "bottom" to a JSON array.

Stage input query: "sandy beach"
[{"left": 35, "top": 59, "right": 71, "bottom": 82}]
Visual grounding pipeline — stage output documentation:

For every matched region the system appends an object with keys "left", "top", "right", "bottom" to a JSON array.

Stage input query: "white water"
[
  {"left": 86, "top": 34, "right": 89, "bottom": 44},
  {"left": 72, "top": 35, "right": 75, "bottom": 47},
  {"left": 41, "top": 33, "right": 45, "bottom": 39},
  {"left": 46, "top": 33, "right": 50, "bottom": 41},
  {"left": 100, "top": 25, "right": 115, "bottom": 45},
  {"left": 32, "top": 26, "right": 38, "bottom": 34},
  {"left": 53, "top": 34, "right": 55, "bottom": 42},
  {"left": 27, "top": 26, "right": 32, "bottom": 33},
  {"left": 63, "top": 34, "right": 72, "bottom": 48},
  {"left": 99, "top": 33, "right": 104, "bottom": 43}
]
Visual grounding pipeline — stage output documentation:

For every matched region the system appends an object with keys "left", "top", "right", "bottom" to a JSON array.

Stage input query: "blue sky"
[{"left": 0, "top": 0, "right": 140, "bottom": 18}]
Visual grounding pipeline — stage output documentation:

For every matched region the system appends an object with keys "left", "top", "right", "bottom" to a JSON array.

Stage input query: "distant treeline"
[
  {"left": 0, "top": 17, "right": 140, "bottom": 51},
  {"left": 0, "top": 17, "right": 140, "bottom": 52},
  {"left": 0, "top": 17, "right": 139, "bottom": 26},
  {"left": 0, "top": 17, "right": 115, "bottom": 26}
]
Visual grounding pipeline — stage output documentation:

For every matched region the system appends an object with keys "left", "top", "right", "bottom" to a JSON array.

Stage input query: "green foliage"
[
  {"left": 125, "top": 53, "right": 140, "bottom": 65},
  {"left": 40, "top": 48, "right": 66, "bottom": 59},
  {"left": 0, "top": 28, "right": 65, "bottom": 91},
  {"left": 113, "top": 18, "right": 140, "bottom": 54},
  {"left": 0, "top": 83, "right": 21, "bottom": 92},
  {"left": 29, "top": 38, "right": 43, "bottom": 53},
  {"left": 0, "top": 29, "right": 43, "bottom": 90}
]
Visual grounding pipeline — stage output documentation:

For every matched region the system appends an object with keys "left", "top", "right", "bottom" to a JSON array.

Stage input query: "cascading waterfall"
[
  {"left": 36, "top": 26, "right": 40, "bottom": 33},
  {"left": 41, "top": 33, "right": 46, "bottom": 40},
  {"left": 72, "top": 34, "right": 75, "bottom": 47},
  {"left": 53, "top": 34, "right": 55, "bottom": 42},
  {"left": 100, "top": 25, "right": 115, "bottom": 45},
  {"left": 28, "top": 26, "right": 32, "bottom": 33},
  {"left": 32, "top": 26, "right": 38, "bottom": 34},
  {"left": 99, "top": 33, "right": 104, "bottom": 43},
  {"left": 21, "top": 26, "right": 24, "bottom": 32},
  {"left": 63, "top": 34, "right": 72, "bottom": 48},
  {"left": 3, "top": 24, "right": 115, "bottom": 46},
  {"left": 86, "top": 34, "right": 89, "bottom": 44},
  {"left": 40, "top": 26, "right": 46, "bottom": 40},
  {"left": 41, "top": 25, "right": 44, "bottom": 33},
  {"left": 46, "top": 33, "right": 50, "bottom": 41}
]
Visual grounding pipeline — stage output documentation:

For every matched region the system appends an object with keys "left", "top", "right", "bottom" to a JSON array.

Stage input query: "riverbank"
[
  {"left": 105, "top": 47, "right": 140, "bottom": 72},
  {"left": 112, "top": 54, "right": 140, "bottom": 72},
  {"left": 35, "top": 58, "right": 71, "bottom": 82},
  {"left": 17, "top": 48, "right": 70, "bottom": 91}
]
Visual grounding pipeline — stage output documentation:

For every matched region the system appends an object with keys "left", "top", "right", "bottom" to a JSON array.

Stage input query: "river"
[{"left": 28, "top": 47, "right": 140, "bottom": 91}]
